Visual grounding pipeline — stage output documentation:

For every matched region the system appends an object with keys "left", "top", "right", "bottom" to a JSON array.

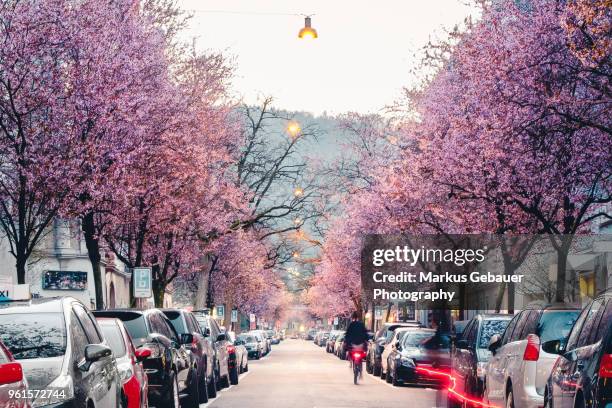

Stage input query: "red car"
[
  {"left": 0, "top": 340, "right": 28, "bottom": 408},
  {"left": 97, "top": 318, "right": 150, "bottom": 408}
]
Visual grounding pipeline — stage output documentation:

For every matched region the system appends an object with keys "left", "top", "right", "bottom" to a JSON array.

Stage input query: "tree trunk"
[
  {"left": 194, "top": 256, "right": 213, "bottom": 309},
  {"left": 555, "top": 248, "right": 568, "bottom": 303},
  {"left": 224, "top": 299, "right": 233, "bottom": 330},
  {"left": 15, "top": 253, "right": 26, "bottom": 285},
  {"left": 82, "top": 212, "right": 104, "bottom": 310},
  {"left": 153, "top": 276, "right": 165, "bottom": 307},
  {"left": 384, "top": 302, "right": 392, "bottom": 322}
]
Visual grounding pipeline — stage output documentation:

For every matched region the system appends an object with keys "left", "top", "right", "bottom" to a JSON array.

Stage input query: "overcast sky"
[{"left": 178, "top": 0, "right": 478, "bottom": 115}]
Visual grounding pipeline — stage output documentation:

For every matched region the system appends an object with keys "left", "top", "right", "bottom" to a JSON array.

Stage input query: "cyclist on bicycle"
[{"left": 344, "top": 312, "right": 368, "bottom": 354}]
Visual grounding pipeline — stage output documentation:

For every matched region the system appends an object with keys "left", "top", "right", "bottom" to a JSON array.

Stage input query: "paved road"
[{"left": 202, "top": 339, "right": 446, "bottom": 408}]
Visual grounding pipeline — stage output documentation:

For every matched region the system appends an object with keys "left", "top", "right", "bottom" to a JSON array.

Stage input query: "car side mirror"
[
  {"left": 541, "top": 339, "right": 563, "bottom": 355},
  {"left": 180, "top": 333, "right": 194, "bottom": 345},
  {"left": 456, "top": 339, "right": 470, "bottom": 350},
  {"left": 0, "top": 362, "right": 23, "bottom": 385},
  {"left": 394, "top": 340, "right": 400, "bottom": 349},
  {"left": 204, "top": 328, "right": 211, "bottom": 337},
  {"left": 376, "top": 337, "right": 386, "bottom": 346},
  {"left": 79, "top": 344, "right": 112, "bottom": 372},
  {"left": 488, "top": 334, "right": 501, "bottom": 355},
  {"left": 216, "top": 333, "right": 227, "bottom": 342},
  {"left": 135, "top": 347, "right": 152, "bottom": 362}
]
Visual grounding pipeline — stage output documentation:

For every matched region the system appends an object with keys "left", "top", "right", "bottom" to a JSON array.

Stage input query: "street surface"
[{"left": 203, "top": 339, "right": 446, "bottom": 408}]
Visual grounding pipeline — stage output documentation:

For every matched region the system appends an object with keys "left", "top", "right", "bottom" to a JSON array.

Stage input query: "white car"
[
  {"left": 485, "top": 305, "right": 580, "bottom": 408},
  {"left": 380, "top": 327, "right": 418, "bottom": 378}
]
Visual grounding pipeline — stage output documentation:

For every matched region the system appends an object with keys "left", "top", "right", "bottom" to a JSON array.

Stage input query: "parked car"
[
  {"left": 486, "top": 304, "right": 580, "bottom": 408},
  {"left": 306, "top": 329, "right": 317, "bottom": 341},
  {"left": 249, "top": 330, "right": 271, "bottom": 355},
  {"left": 545, "top": 290, "right": 611, "bottom": 408},
  {"left": 226, "top": 331, "right": 248, "bottom": 384},
  {"left": 385, "top": 328, "right": 452, "bottom": 387},
  {"left": 380, "top": 327, "right": 414, "bottom": 378},
  {"left": 97, "top": 318, "right": 149, "bottom": 408},
  {"left": 318, "top": 332, "right": 330, "bottom": 347},
  {"left": 451, "top": 319, "right": 470, "bottom": 344},
  {"left": 0, "top": 339, "right": 28, "bottom": 408},
  {"left": 266, "top": 330, "right": 280, "bottom": 345},
  {"left": 366, "top": 322, "right": 422, "bottom": 376},
  {"left": 162, "top": 308, "right": 215, "bottom": 402},
  {"left": 93, "top": 308, "right": 198, "bottom": 408},
  {"left": 448, "top": 314, "right": 512, "bottom": 406},
  {"left": 238, "top": 333, "right": 263, "bottom": 359},
  {"left": 0, "top": 297, "right": 121, "bottom": 408},
  {"left": 327, "top": 331, "right": 343, "bottom": 353},
  {"left": 192, "top": 310, "right": 231, "bottom": 392},
  {"left": 335, "top": 335, "right": 347, "bottom": 359}
]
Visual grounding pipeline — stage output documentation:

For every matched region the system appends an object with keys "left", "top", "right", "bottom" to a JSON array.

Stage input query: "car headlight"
[
  {"left": 32, "top": 374, "right": 74, "bottom": 407},
  {"left": 477, "top": 362, "right": 487, "bottom": 379},
  {"left": 400, "top": 357, "right": 415, "bottom": 368}
]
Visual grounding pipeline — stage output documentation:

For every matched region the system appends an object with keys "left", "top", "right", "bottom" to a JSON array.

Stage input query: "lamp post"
[{"left": 298, "top": 16, "right": 318, "bottom": 39}]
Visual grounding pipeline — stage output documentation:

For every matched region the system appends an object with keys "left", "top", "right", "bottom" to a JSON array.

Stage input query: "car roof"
[
  {"left": 0, "top": 296, "right": 75, "bottom": 314},
  {"left": 480, "top": 314, "right": 513, "bottom": 320},
  {"left": 523, "top": 302, "right": 581, "bottom": 311}
]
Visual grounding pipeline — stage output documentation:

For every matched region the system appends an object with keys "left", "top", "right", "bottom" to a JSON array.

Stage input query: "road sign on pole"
[
  {"left": 133, "top": 267, "right": 152, "bottom": 298},
  {"left": 216, "top": 305, "right": 225, "bottom": 320},
  {"left": 231, "top": 309, "right": 238, "bottom": 323}
]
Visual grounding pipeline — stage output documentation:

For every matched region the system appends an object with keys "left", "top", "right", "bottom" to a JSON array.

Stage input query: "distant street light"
[
  {"left": 293, "top": 217, "right": 302, "bottom": 225},
  {"left": 293, "top": 187, "right": 304, "bottom": 197},
  {"left": 292, "top": 251, "right": 300, "bottom": 259},
  {"left": 298, "top": 16, "right": 318, "bottom": 39},
  {"left": 287, "top": 121, "right": 301, "bottom": 138}
]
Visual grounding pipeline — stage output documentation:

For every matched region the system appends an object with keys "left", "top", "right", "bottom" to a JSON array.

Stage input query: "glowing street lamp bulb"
[
  {"left": 293, "top": 188, "right": 304, "bottom": 197},
  {"left": 292, "top": 252, "right": 300, "bottom": 258},
  {"left": 298, "top": 16, "right": 318, "bottom": 39},
  {"left": 287, "top": 121, "right": 301, "bottom": 138},
  {"left": 293, "top": 218, "right": 302, "bottom": 225}
]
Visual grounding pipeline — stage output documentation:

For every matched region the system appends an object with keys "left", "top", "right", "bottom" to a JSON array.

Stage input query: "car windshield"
[
  {"left": 194, "top": 316, "right": 210, "bottom": 332},
  {"left": 240, "top": 335, "right": 256, "bottom": 343},
  {"left": 100, "top": 323, "right": 127, "bottom": 358},
  {"left": 0, "top": 313, "right": 66, "bottom": 359},
  {"left": 118, "top": 314, "right": 149, "bottom": 342},
  {"left": 402, "top": 332, "right": 435, "bottom": 347},
  {"left": 164, "top": 311, "right": 186, "bottom": 334},
  {"left": 538, "top": 310, "right": 579, "bottom": 343},
  {"left": 478, "top": 319, "right": 511, "bottom": 348}
]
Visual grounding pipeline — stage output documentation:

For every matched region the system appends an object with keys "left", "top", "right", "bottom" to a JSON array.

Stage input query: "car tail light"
[
  {"left": 523, "top": 334, "right": 540, "bottom": 361},
  {"left": 227, "top": 345, "right": 235, "bottom": 354},
  {"left": 0, "top": 362, "right": 23, "bottom": 385},
  {"left": 599, "top": 353, "right": 612, "bottom": 378},
  {"left": 352, "top": 351, "right": 364, "bottom": 359},
  {"left": 142, "top": 343, "right": 163, "bottom": 359}
]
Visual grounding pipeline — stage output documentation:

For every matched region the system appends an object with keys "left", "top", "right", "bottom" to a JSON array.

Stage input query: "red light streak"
[{"left": 414, "top": 366, "right": 500, "bottom": 408}]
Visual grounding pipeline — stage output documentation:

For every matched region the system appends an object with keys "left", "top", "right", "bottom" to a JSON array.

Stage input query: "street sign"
[
  {"left": 133, "top": 267, "right": 152, "bottom": 298},
  {"left": 231, "top": 309, "right": 238, "bottom": 323},
  {"left": 0, "top": 284, "right": 30, "bottom": 302},
  {"left": 249, "top": 313, "right": 256, "bottom": 323},
  {"left": 216, "top": 305, "right": 225, "bottom": 320},
  {"left": 333, "top": 317, "right": 339, "bottom": 325},
  {"left": 375, "top": 307, "right": 383, "bottom": 319}
]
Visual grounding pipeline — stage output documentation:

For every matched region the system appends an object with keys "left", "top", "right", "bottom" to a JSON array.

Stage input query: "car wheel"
[
  {"left": 183, "top": 368, "right": 200, "bottom": 408},
  {"left": 373, "top": 361, "right": 381, "bottom": 376},
  {"left": 366, "top": 359, "right": 372, "bottom": 374},
  {"left": 244, "top": 361, "right": 249, "bottom": 372},
  {"left": 199, "top": 365, "right": 209, "bottom": 404},
  {"left": 165, "top": 372, "right": 180, "bottom": 408},
  {"left": 229, "top": 365, "right": 239, "bottom": 385},
  {"left": 207, "top": 370, "right": 217, "bottom": 399},
  {"left": 385, "top": 365, "right": 392, "bottom": 383},
  {"left": 223, "top": 373, "right": 231, "bottom": 388},
  {"left": 544, "top": 387, "right": 553, "bottom": 408},
  {"left": 391, "top": 367, "right": 401, "bottom": 386},
  {"left": 506, "top": 389, "right": 515, "bottom": 408}
]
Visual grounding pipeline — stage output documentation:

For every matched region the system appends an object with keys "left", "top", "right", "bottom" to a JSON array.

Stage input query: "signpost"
[
  {"left": 216, "top": 305, "right": 225, "bottom": 320},
  {"left": 249, "top": 313, "right": 256, "bottom": 330},
  {"left": 0, "top": 284, "right": 30, "bottom": 302},
  {"left": 231, "top": 309, "right": 238, "bottom": 323},
  {"left": 133, "top": 267, "right": 152, "bottom": 298}
]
